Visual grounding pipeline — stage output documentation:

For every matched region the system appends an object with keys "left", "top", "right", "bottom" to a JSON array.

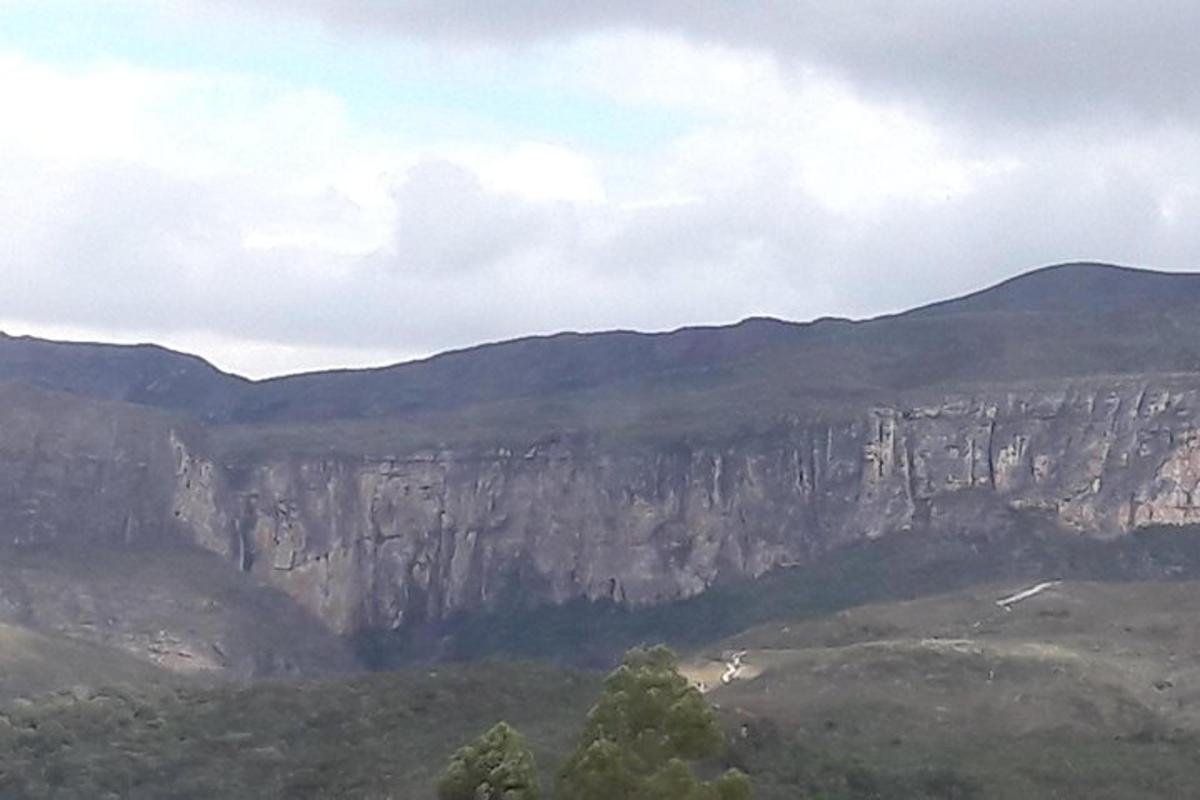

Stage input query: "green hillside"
[
  {"left": 10, "top": 577, "right": 1200, "bottom": 798},
  {"left": 698, "top": 579, "right": 1200, "bottom": 799},
  {"left": 0, "top": 662, "right": 599, "bottom": 799},
  {"left": 0, "top": 622, "right": 178, "bottom": 701}
]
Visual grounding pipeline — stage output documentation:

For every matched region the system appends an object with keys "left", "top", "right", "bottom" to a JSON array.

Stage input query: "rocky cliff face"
[
  {"left": 11, "top": 264, "right": 1200, "bottom": 644},
  {"left": 10, "top": 372, "right": 1200, "bottom": 641},
  {"left": 157, "top": 377, "right": 1200, "bottom": 635},
  {"left": 0, "top": 384, "right": 184, "bottom": 548},
  {"left": 0, "top": 385, "right": 357, "bottom": 677}
]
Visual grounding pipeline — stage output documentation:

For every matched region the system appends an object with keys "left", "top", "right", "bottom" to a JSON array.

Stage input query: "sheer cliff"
[
  {"left": 164, "top": 376, "right": 1200, "bottom": 635},
  {"left": 7, "top": 263, "right": 1200, "bottom": 645}
]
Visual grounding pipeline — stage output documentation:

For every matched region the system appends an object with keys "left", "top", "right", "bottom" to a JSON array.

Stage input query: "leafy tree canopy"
[
  {"left": 558, "top": 645, "right": 752, "bottom": 800},
  {"left": 437, "top": 721, "right": 541, "bottom": 800}
]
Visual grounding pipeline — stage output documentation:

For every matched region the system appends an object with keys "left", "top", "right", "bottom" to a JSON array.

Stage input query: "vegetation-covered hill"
[
  {"left": 0, "top": 543, "right": 357, "bottom": 682},
  {"left": 0, "top": 622, "right": 178, "bottom": 701},
  {"left": 0, "top": 662, "right": 599, "bottom": 800},
  {"left": 11, "top": 576, "right": 1200, "bottom": 798},
  {"left": 694, "top": 579, "right": 1200, "bottom": 799},
  {"left": 7, "top": 263, "right": 1200, "bottom": 447}
]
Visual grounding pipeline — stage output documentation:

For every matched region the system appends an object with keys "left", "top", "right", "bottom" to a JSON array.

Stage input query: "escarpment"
[
  {"left": 161, "top": 377, "right": 1200, "bottom": 635},
  {"left": 9, "top": 263, "right": 1200, "bottom": 644}
]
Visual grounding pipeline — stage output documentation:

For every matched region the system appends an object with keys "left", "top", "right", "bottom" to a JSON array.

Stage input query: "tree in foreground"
[
  {"left": 558, "top": 645, "right": 753, "bottom": 800},
  {"left": 437, "top": 721, "right": 541, "bottom": 800}
]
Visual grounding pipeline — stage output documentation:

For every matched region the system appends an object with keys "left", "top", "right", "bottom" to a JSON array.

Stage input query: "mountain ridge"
[
  {"left": 903, "top": 261, "right": 1200, "bottom": 317},
  {"left": 4, "top": 261, "right": 1199, "bottom": 428},
  {"left": 7, "top": 261, "right": 1200, "bottom": 653}
]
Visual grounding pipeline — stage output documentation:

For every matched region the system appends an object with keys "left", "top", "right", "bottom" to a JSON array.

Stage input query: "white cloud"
[
  {"left": 4, "top": 10, "right": 1200, "bottom": 378},
  {"left": 474, "top": 142, "right": 606, "bottom": 203},
  {"left": 0, "top": 55, "right": 169, "bottom": 163}
]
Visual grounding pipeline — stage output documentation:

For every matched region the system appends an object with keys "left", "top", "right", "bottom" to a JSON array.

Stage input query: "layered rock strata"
[
  {"left": 156, "top": 378, "right": 1200, "bottom": 634},
  {"left": 7, "top": 375, "right": 1200, "bottom": 636}
]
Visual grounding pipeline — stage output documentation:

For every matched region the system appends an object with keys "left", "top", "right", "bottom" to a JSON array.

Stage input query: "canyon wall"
[
  {"left": 161, "top": 378, "right": 1200, "bottom": 634},
  {"left": 6, "top": 377, "right": 1200, "bottom": 637}
]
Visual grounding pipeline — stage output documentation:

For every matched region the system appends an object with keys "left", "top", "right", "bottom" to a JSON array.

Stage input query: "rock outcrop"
[
  {"left": 9, "top": 264, "right": 1200, "bottom": 643},
  {"left": 157, "top": 377, "right": 1200, "bottom": 635},
  {"left": 0, "top": 385, "right": 358, "bottom": 677}
]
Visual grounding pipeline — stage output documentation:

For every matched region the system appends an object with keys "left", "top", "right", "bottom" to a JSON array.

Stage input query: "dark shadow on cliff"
[{"left": 355, "top": 516, "right": 1200, "bottom": 669}]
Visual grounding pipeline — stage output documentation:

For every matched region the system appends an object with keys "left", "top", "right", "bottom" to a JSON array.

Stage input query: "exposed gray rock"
[
  {"left": 158, "top": 377, "right": 1200, "bottom": 635},
  {"left": 10, "top": 264, "right": 1200, "bottom": 643}
]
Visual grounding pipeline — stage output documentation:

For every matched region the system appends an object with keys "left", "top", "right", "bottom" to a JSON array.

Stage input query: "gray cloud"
[
  {"left": 383, "top": 159, "right": 558, "bottom": 274},
  {"left": 211, "top": 1, "right": 1200, "bottom": 125},
  {"left": 6, "top": 5, "right": 1200, "bottom": 376},
  {"left": 7, "top": 134, "right": 1200, "bottom": 374}
]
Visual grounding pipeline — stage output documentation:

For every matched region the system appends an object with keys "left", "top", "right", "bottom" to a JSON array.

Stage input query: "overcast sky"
[{"left": 2, "top": 1, "right": 1199, "bottom": 377}]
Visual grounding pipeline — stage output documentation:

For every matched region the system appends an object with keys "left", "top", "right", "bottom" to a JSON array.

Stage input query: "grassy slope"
[
  {"left": 12, "top": 578, "right": 1200, "bottom": 798},
  {"left": 0, "top": 662, "right": 599, "bottom": 800},
  {"left": 0, "top": 622, "right": 178, "bottom": 701},
  {"left": 0, "top": 544, "right": 358, "bottom": 680},
  {"left": 701, "top": 580, "right": 1200, "bottom": 799},
  {"left": 13, "top": 575, "right": 1200, "bottom": 798},
  {"left": 202, "top": 269, "right": 1200, "bottom": 458},
  {"left": 9, "top": 264, "right": 1200, "bottom": 459}
]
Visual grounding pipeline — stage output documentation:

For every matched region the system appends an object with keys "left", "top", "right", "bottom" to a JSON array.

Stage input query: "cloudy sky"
[{"left": 2, "top": 1, "right": 1199, "bottom": 377}]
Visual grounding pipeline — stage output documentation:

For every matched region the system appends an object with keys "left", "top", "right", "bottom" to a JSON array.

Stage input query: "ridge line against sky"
[{"left": 0, "top": 1, "right": 1197, "bottom": 377}]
